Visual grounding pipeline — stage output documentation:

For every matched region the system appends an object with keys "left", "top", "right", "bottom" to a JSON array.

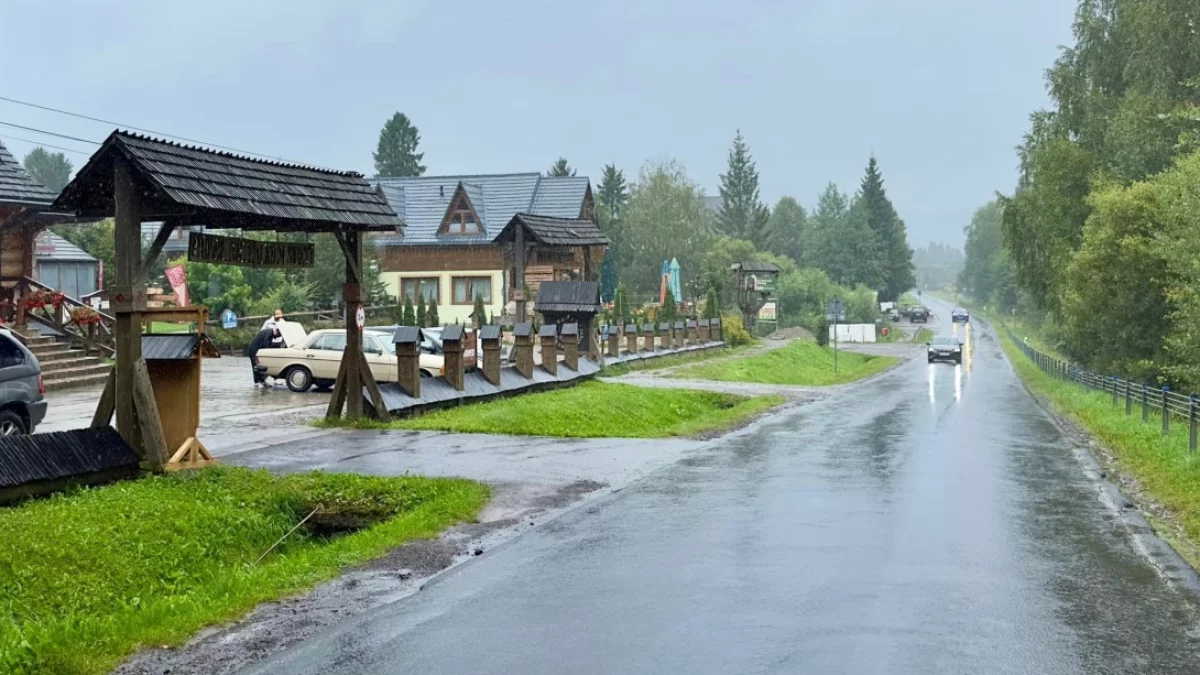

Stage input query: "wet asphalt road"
[{"left": 245, "top": 303, "right": 1200, "bottom": 675}]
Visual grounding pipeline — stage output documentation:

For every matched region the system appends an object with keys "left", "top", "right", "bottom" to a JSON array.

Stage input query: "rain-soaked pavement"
[{"left": 237, "top": 301, "right": 1200, "bottom": 675}]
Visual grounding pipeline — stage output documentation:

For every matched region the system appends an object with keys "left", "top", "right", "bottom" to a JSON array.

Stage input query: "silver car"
[{"left": 0, "top": 329, "right": 47, "bottom": 434}]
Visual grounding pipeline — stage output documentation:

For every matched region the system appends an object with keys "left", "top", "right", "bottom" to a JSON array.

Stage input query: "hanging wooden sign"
[{"left": 187, "top": 232, "right": 315, "bottom": 269}]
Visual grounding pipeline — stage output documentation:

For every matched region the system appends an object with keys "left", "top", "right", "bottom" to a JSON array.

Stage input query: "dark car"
[
  {"left": 952, "top": 308, "right": 970, "bottom": 323},
  {"left": 910, "top": 307, "right": 929, "bottom": 323},
  {"left": 0, "top": 329, "right": 46, "bottom": 434},
  {"left": 927, "top": 335, "right": 963, "bottom": 364}
]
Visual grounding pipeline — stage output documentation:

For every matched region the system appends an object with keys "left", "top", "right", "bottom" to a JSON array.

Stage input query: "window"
[
  {"left": 442, "top": 194, "right": 482, "bottom": 235},
  {"left": 453, "top": 276, "right": 492, "bottom": 305},
  {"left": 363, "top": 336, "right": 383, "bottom": 356},
  {"left": 0, "top": 337, "right": 24, "bottom": 369},
  {"left": 311, "top": 333, "right": 346, "bottom": 352},
  {"left": 401, "top": 277, "right": 440, "bottom": 303}
]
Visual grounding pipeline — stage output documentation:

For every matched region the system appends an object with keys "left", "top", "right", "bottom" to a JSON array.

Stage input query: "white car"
[{"left": 256, "top": 328, "right": 444, "bottom": 392}]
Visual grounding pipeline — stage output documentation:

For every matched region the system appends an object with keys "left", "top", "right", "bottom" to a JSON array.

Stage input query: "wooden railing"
[{"left": 18, "top": 276, "right": 115, "bottom": 356}]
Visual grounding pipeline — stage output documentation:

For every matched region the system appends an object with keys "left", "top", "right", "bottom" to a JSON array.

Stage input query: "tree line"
[{"left": 961, "top": 0, "right": 1200, "bottom": 386}]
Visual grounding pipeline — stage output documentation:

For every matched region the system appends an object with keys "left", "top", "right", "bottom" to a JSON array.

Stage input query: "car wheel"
[
  {"left": 285, "top": 366, "right": 313, "bottom": 392},
  {"left": 0, "top": 409, "right": 28, "bottom": 435},
  {"left": 419, "top": 369, "right": 433, "bottom": 378}
]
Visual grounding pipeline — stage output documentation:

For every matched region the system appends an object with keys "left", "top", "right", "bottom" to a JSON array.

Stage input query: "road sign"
[
  {"left": 826, "top": 298, "right": 845, "bottom": 322},
  {"left": 355, "top": 306, "right": 366, "bottom": 331},
  {"left": 220, "top": 308, "right": 238, "bottom": 329}
]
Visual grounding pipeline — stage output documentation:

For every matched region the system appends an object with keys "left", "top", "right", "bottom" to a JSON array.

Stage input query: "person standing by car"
[
  {"left": 246, "top": 326, "right": 281, "bottom": 387},
  {"left": 261, "top": 308, "right": 286, "bottom": 347}
]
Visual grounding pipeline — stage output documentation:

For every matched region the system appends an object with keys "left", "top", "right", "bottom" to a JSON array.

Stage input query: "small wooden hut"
[
  {"left": 534, "top": 280, "right": 603, "bottom": 358},
  {"left": 493, "top": 213, "right": 609, "bottom": 322}
]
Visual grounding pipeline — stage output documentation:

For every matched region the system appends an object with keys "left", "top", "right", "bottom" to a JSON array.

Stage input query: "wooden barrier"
[
  {"left": 394, "top": 326, "right": 423, "bottom": 397},
  {"left": 539, "top": 324, "right": 558, "bottom": 375},
  {"left": 513, "top": 323, "right": 534, "bottom": 379},
  {"left": 442, "top": 325, "right": 465, "bottom": 391},
  {"left": 561, "top": 323, "right": 579, "bottom": 371},
  {"left": 643, "top": 323, "right": 657, "bottom": 352},
  {"left": 625, "top": 323, "right": 639, "bottom": 354},
  {"left": 480, "top": 325, "right": 502, "bottom": 385}
]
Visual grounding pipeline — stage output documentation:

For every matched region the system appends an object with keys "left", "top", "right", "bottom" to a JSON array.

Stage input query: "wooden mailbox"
[
  {"left": 441, "top": 324, "right": 465, "bottom": 391},
  {"left": 698, "top": 318, "right": 711, "bottom": 342},
  {"left": 513, "top": 322, "right": 535, "bottom": 379},
  {"left": 673, "top": 321, "right": 686, "bottom": 349},
  {"left": 658, "top": 322, "right": 672, "bottom": 350},
  {"left": 561, "top": 323, "right": 579, "bottom": 371},
  {"left": 606, "top": 325, "right": 620, "bottom": 358},
  {"left": 625, "top": 323, "right": 639, "bottom": 354},
  {"left": 712, "top": 317, "right": 723, "bottom": 342},
  {"left": 139, "top": 307, "right": 220, "bottom": 471},
  {"left": 539, "top": 324, "right": 559, "bottom": 375},
  {"left": 687, "top": 319, "right": 699, "bottom": 345},
  {"left": 479, "top": 325, "right": 503, "bottom": 385},
  {"left": 643, "top": 322, "right": 657, "bottom": 352},
  {"left": 393, "top": 326, "right": 424, "bottom": 397}
]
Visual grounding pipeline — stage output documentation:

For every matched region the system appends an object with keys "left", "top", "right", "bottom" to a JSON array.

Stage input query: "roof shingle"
[
  {"left": 494, "top": 213, "right": 609, "bottom": 248},
  {"left": 0, "top": 139, "right": 57, "bottom": 208}
]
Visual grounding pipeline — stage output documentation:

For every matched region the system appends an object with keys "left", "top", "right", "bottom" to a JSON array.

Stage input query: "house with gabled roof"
[
  {"left": 372, "top": 172, "right": 601, "bottom": 324},
  {"left": 0, "top": 139, "right": 61, "bottom": 320}
]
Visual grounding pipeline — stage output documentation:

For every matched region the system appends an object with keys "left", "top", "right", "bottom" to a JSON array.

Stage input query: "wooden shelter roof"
[
  {"left": 534, "top": 281, "right": 602, "bottom": 314},
  {"left": 0, "top": 139, "right": 57, "bottom": 209},
  {"left": 492, "top": 213, "right": 608, "bottom": 247},
  {"left": 53, "top": 131, "right": 402, "bottom": 232}
]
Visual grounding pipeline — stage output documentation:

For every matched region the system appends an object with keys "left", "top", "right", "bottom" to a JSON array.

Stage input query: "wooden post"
[
  {"left": 712, "top": 317, "right": 723, "bottom": 343},
  {"left": 698, "top": 318, "right": 710, "bottom": 342},
  {"left": 514, "top": 223, "right": 527, "bottom": 323},
  {"left": 539, "top": 324, "right": 558, "bottom": 375},
  {"left": 644, "top": 323, "right": 657, "bottom": 352},
  {"left": 687, "top": 319, "right": 699, "bottom": 346},
  {"left": 394, "top": 327, "right": 422, "bottom": 398},
  {"left": 513, "top": 322, "right": 534, "bottom": 379},
  {"left": 561, "top": 323, "right": 579, "bottom": 371},
  {"left": 344, "top": 231, "right": 364, "bottom": 420},
  {"left": 441, "top": 324, "right": 465, "bottom": 391},
  {"left": 658, "top": 322, "right": 671, "bottom": 350},
  {"left": 480, "top": 325, "right": 502, "bottom": 385},
  {"left": 625, "top": 323, "right": 638, "bottom": 354},
  {"left": 111, "top": 158, "right": 163, "bottom": 467},
  {"left": 606, "top": 326, "right": 620, "bottom": 358},
  {"left": 674, "top": 321, "right": 686, "bottom": 349}
]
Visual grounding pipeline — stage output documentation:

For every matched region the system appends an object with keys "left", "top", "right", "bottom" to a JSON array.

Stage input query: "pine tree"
[
  {"left": 373, "top": 113, "right": 426, "bottom": 178},
  {"left": 416, "top": 293, "right": 426, "bottom": 328},
  {"left": 858, "top": 157, "right": 915, "bottom": 302},
  {"left": 716, "top": 130, "right": 770, "bottom": 243},
  {"left": 597, "top": 164, "right": 629, "bottom": 217},
  {"left": 471, "top": 292, "right": 487, "bottom": 328},
  {"left": 402, "top": 296, "right": 416, "bottom": 326},
  {"left": 704, "top": 287, "right": 720, "bottom": 320},
  {"left": 427, "top": 297, "right": 440, "bottom": 326},
  {"left": 547, "top": 158, "right": 576, "bottom": 176}
]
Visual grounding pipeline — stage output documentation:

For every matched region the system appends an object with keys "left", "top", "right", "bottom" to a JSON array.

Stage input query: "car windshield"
[{"left": 932, "top": 337, "right": 959, "bottom": 346}]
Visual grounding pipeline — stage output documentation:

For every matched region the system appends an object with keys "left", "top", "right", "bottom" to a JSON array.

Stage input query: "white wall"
[
  {"left": 381, "top": 269, "right": 505, "bottom": 325},
  {"left": 829, "top": 323, "right": 877, "bottom": 343}
]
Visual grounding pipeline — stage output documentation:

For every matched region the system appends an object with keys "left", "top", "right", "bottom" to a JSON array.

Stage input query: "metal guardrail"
[{"left": 1007, "top": 326, "right": 1199, "bottom": 452}]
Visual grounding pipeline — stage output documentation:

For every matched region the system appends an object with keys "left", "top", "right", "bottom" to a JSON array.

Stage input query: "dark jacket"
[{"left": 246, "top": 328, "right": 278, "bottom": 361}]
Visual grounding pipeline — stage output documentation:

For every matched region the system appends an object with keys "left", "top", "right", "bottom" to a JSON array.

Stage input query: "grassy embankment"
[
  {"left": 981, "top": 306, "right": 1200, "bottom": 569},
  {"left": 601, "top": 342, "right": 755, "bottom": 377},
  {"left": 912, "top": 327, "right": 934, "bottom": 343},
  {"left": 321, "top": 381, "right": 783, "bottom": 438},
  {"left": 671, "top": 340, "right": 897, "bottom": 386},
  {"left": 0, "top": 468, "right": 488, "bottom": 675}
]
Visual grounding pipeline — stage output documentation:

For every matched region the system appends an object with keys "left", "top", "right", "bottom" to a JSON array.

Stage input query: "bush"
[
  {"left": 283, "top": 471, "right": 442, "bottom": 532},
  {"left": 722, "top": 313, "right": 753, "bottom": 346},
  {"left": 703, "top": 287, "right": 721, "bottom": 320},
  {"left": 428, "top": 297, "right": 440, "bottom": 326},
  {"left": 815, "top": 314, "right": 829, "bottom": 347}
]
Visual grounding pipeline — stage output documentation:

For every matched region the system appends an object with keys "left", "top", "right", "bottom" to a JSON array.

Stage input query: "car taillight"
[{"left": 37, "top": 374, "right": 44, "bottom": 396}]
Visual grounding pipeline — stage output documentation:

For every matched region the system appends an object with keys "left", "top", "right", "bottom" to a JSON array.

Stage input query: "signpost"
[
  {"left": 827, "top": 297, "right": 845, "bottom": 374},
  {"left": 219, "top": 308, "right": 238, "bottom": 329},
  {"left": 355, "top": 306, "right": 366, "bottom": 331}
]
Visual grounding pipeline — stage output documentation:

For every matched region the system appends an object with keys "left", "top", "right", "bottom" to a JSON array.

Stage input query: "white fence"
[{"left": 829, "top": 323, "right": 877, "bottom": 343}]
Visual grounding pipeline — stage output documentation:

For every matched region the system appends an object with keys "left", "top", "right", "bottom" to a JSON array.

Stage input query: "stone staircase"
[{"left": 8, "top": 327, "right": 110, "bottom": 391}]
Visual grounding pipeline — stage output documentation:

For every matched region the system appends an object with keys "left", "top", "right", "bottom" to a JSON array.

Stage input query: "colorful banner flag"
[{"left": 165, "top": 264, "right": 189, "bottom": 307}]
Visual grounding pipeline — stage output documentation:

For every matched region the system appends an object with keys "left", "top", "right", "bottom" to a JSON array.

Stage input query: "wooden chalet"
[
  {"left": 0, "top": 139, "right": 59, "bottom": 322},
  {"left": 371, "top": 173, "right": 602, "bottom": 324}
]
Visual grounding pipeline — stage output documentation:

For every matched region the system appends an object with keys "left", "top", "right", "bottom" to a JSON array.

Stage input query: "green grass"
[
  {"left": 0, "top": 468, "right": 488, "bottom": 675},
  {"left": 671, "top": 340, "right": 898, "bottom": 386},
  {"left": 322, "top": 381, "right": 784, "bottom": 438},
  {"left": 601, "top": 344, "right": 754, "bottom": 377},
  {"left": 995, "top": 323, "right": 1200, "bottom": 570},
  {"left": 912, "top": 327, "right": 934, "bottom": 344},
  {"left": 147, "top": 321, "right": 191, "bottom": 334}
]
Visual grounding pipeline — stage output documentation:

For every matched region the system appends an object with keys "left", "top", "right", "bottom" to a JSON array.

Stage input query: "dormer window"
[{"left": 439, "top": 187, "right": 483, "bottom": 235}]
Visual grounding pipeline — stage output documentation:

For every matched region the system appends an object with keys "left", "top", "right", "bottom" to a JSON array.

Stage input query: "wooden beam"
[
  {"left": 515, "top": 223, "right": 526, "bottom": 322},
  {"left": 141, "top": 220, "right": 175, "bottom": 276},
  {"left": 325, "top": 355, "right": 348, "bottom": 419},
  {"left": 359, "top": 351, "right": 390, "bottom": 421},
  {"left": 90, "top": 367, "right": 116, "bottom": 428},
  {"left": 113, "top": 158, "right": 146, "bottom": 459},
  {"left": 132, "top": 358, "right": 170, "bottom": 469},
  {"left": 334, "top": 231, "right": 363, "bottom": 283}
]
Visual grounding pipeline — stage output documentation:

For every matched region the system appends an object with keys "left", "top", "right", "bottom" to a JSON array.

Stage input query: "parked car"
[
  {"left": 0, "top": 328, "right": 46, "bottom": 434},
  {"left": 927, "top": 335, "right": 963, "bottom": 364},
  {"left": 256, "top": 328, "right": 445, "bottom": 392},
  {"left": 952, "top": 308, "right": 970, "bottom": 323},
  {"left": 887, "top": 308, "right": 901, "bottom": 321},
  {"left": 910, "top": 307, "right": 929, "bottom": 323}
]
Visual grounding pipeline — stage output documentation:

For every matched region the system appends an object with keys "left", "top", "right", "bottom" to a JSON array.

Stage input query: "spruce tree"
[
  {"left": 661, "top": 292, "right": 678, "bottom": 321},
  {"left": 472, "top": 292, "right": 487, "bottom": 328},
  {"left": 717, "top": 130, "right": 770, "bottom": 243},
  {"left": 704, "top": 287, "right": 720, "bottom": 320},
  {"left": 373, "top": 113, "right": 426, "bottom": 177},
  {"left": 597, "top": 164, "right": 629, "bottom": 217},
  {"left": 416, "top": 293, "right": 427, "bottom": 328},
  {"left": 402, "top": 296, "right": 416, "bottom": 326},
  {"left": 427, "top": 297, "right": 439, "bottom": 326},
  {"left": 547, "top": 158, "right": 576, "bottom": 176},
  {"left": 858, "top": 157, "right": 915, "bottom": 302}
]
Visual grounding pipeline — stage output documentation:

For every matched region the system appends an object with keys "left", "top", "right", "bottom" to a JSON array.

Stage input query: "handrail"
[{"left": 18, "top": 276, "right": 115, "bottom": 356}]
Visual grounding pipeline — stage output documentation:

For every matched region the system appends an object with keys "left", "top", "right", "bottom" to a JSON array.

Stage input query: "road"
[{"left": 239, "top": 301, "right": 1200, "bottom": 674}]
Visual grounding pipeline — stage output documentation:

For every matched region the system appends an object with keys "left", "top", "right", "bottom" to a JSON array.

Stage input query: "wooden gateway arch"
[{"left": 52, "top": 131, "right": 403, "bottom": 469}]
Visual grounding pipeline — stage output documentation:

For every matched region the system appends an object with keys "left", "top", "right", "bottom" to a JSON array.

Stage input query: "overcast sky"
[{"left": 1, "top": 0, "right": 1075, "bottom": 248}]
